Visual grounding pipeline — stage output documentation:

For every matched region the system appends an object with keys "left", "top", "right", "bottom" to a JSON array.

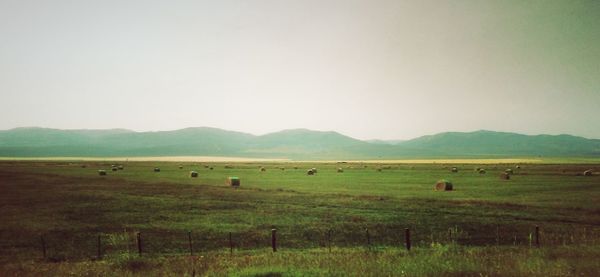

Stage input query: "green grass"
[
  {"left": 0, "top": 160, "right": 599, "bottom": 275},
  {"left": 2, "top": 246, "right": 598, "bottom": 276}
]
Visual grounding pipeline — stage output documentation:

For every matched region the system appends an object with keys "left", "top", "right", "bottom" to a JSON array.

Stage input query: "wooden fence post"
[
  {"left": 327, "top": 229, "right": 332, "bottom": 253},
  {"left": 229, "top": 232, "right": 233, "bottom": 254},
  {"left": 271, "top": 229, "right": 277, "bottom": 252},
  {"left": 40, "top": 235, "right": 47, "bottom": 259},
  {"left": 496, "top": 226, "right": 500, "bottom": 245},
  {"left": 137, "top": 232, "right": 142, "bottom": 256},
  {"left": 188, "top": 231, "right": 193, "bottom": 256},
  {"left": 405, "top": 228, "right": 411, "bottom": 251},
  {"left": 535, "top": 225, "right": 540, "bottom": 247},
  {"left": 97, "top": 235, "right": 102, "bottom": 259}
]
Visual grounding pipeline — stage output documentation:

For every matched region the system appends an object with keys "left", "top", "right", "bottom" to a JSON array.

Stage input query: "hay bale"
[
  {"left": 307, "top": 169, "right": 315, "bottom": 175},
  {"left": 189, "top": 171, "right": 198, "bottom": 178},
  {"left": 111, "top": 167, "right": 118, "bottom": 172},
  {"left": 209, "top": 166, "right": 214, "bottom": 170},
  {"left": 98, "top": 170, "right": 107, "bottom": 176},
  {"left": 451, "top": 167, "right": 458, "bottom": 173},
  {"left": 337, "top": 168, "right": 344, "bottom": 173},
  {"left": 584, "top": 169, "right": 593, "bottom": 176},
  {"left": 260, "top": 167, "right": 266, "bottom": 172},
  {"left": 311, "top": 168, "right": 318, "bottom": 173},
  {"left": 118, "top": 165, "right": 124, "bottom": 170},
  {"left": 478, "top": 168, "right": 486, "bottom": 174},
  {"left": 227, "top": 177, "right": 240, "bottom": 187},
  {"left": 500, "top": 172, "right": 510, "bottom": 180},
  {"left": 154, "top": 167, "right": 160, "bottom": 172},
  {"left": 505, "top": 168, "right": 513, "bottom": 174},
  {"left": 179, "top": 165, "right": 183, "bottom": 169},
  {"left": 515, "top": 165, "right": 521, "bottom": 169},
  {"left": 434, "top": 180, "right": 453, "bottom": 191}
]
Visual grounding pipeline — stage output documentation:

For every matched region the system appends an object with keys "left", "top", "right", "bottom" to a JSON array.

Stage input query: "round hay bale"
[
  {"left": 154, "top": 167, "right": 160, "bottom": 172},
  {"left": 227, "top": 177, "right": 240, "bottom": 187},
  {"left": 337, "top": 168, "right": 344, "bottom": 173},
  {"left": 434, "top": 180, "right": 453, "bottom": 191},
  {"left": 500, "top": 172, "right": 510, "bottom": 180},
  {"left": 260, "top": 167, "right": 266, "bottom": 172},
  {"left": 118, "top": 165, "right": 124, "bottom": 170},
  {"left": 478, "top": 168, "right": 486, "bottom": 174},
  {"left": 189, "top": 171, "right": 198, "bottom": 178},
  {"left": 311, "top": 168, "right": 318, "bottom": 173},
  {"left": 583, "top": 169, "right": 593, "bottom": 176},
  {"left": 111, "top": 167, "right": 118, "bottom": 172},
  {"left": 505, "top": 168, "right": 513, "bottom": 174},
  {"left": 515, "top": 165, "right": 521, "bottom": 169},
  {"left": 98, "top": 170, "right": 107, "bottom": 176},
  {"left": 451, "top": 167, "right": 458, "bottom": 173},
  {"left": 307, "top": 169, "right": 315, "bottom": 175},
  {"left": 179, "top": 165, "right": 183, "bottom": 169}
]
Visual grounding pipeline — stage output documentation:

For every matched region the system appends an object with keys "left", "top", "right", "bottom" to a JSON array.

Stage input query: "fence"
[{"left": 1, "top": 224, "right": 599, "bottom": 262}]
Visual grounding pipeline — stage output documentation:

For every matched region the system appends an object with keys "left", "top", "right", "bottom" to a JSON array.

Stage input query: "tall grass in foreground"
[{"left": 2, "top": 245, "right": 598, "bottom": 276}]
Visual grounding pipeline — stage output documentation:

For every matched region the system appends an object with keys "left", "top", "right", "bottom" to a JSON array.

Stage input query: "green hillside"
[
  {"left": 1, "top": 127, "right": 599, "bottom": 158},
  {"left": 401, "top": 130, "right": 600, "bottom": 156}
]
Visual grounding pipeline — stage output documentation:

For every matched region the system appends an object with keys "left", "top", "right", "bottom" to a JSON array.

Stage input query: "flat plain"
[{"left": 1, "top": 160, "right": 599, "bottom": 276}]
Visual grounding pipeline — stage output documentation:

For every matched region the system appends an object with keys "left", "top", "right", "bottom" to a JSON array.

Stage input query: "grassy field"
[{"left": 1, "top": 160, "right": 599, "bottom": 276}]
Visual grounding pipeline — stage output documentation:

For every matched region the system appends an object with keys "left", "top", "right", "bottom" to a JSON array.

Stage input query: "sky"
[{"left": 1, "top": 0, "right": 599, "bottom": 140}]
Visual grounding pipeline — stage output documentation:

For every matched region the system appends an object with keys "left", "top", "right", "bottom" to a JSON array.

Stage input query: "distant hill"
[
  {"left": 1, "top": 127, "right": 599, "bottom": 159},
  {"left": 400, "top": 130, "right": 600, "bottom": 157},
  {"left": 247, "top": 129, "right": 367, "bottom": 157}
]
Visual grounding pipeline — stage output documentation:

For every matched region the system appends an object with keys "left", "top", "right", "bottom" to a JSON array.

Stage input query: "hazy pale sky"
[{"left": 1, "top": 0, "right": 599, "bottom": 140}]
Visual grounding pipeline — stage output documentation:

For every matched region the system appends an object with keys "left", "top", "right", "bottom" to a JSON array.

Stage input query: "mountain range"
[{"left": 1, "top": 127, "right": 599, "bottom": 159}]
